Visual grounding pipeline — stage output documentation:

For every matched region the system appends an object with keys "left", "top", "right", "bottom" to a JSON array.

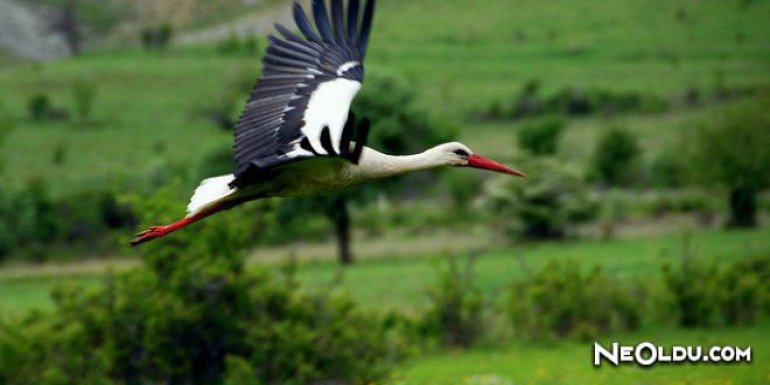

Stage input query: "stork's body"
[{"left": 130, "top": 0, "right": 525, "bottom": 246}]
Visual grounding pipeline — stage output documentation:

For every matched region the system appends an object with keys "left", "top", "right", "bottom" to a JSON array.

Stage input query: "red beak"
[{"left": 467, "top": 154, "right": 527, "bottom": 177}]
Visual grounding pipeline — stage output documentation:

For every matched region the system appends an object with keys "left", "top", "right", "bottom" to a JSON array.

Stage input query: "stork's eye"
[{"left": 453, "top": 149, "right": 470, "bottom": 157}]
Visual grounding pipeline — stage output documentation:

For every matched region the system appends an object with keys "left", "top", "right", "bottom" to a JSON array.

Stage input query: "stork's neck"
[{"left": 354, "top": 146, "right": 447, "bottom": 180}]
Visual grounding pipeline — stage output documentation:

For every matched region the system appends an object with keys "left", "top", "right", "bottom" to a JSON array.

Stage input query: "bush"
[
  {"left": 141, "top": 24, "right": 174, "bottom": 50},
  {"left": 482, "top": 158, "right": 596, "bottom": 240},
  {"left": 28, "top": 93, "right": 52, "bottom": 121},
  {"left": 591, "top": 127, "right": 642, "bottom": 186},
  {"left": 0, "top": 192, "right": 403, "bottom": 384},
  {"left": 27, "top": 93, "right": 69, "bottom": 121},
  {"left": 0, "top": 182, "right": 137, "bottom": 261},
  {"left": 423, "top": 254, "right": 485, "bottom": 348},
  {"left": 516, "top": 115, "right": 566, "bottom": 156},
  {"left": 650, "top": 150, "right": 686, "bottom": 188},
  {"left": 661, "top": 251, "right": 770, "bottom": 328},
  {"left": 480, "top": 83, "right": 669, "bottom": 121},
  {"left": 506, "top": 261, "right": 643, "bottom": 341}
]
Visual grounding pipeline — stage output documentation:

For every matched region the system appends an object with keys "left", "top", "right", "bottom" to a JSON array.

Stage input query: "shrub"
[
  {"left": 661, "top": 252, "right": 770, "bottom": 328},
  {"left": 0, "top": 191, "right": 403, "bottom": 384},
  {"left": 141, "top": 23, "right": 174, "bottom": 50},
  {"left": 650, "top": 150, "right": 686, "bottom": 188},
  {"left": 0, "top": 182, "right": 137, "bottom": 260},
  {"left": 482, "top": 158, "right": 596, "bottom": 240},
  {"left": 591, "top": 127, "right": 641, "bottom": 186},
  {"left": 27, "top": 93, "right": 68, "bottom": 121},
  {"left": 28, "top": 93, "right": 52, "bottom": 121},
  {"left": 506, "top": 261, "right": 643, "bottom": 341},
  {"left": 423, "top": 254, "right": 485, "bottom": 348},
  {"left": 516, "top": 115, "right": 566, "bottom": 156},
  {"left": 479, "top": 84, "right": 669, "bottom": 121}
]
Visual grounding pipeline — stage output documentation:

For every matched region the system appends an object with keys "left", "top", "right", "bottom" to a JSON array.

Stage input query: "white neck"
[{"left": 353, "top": 146, "right": 448, "bottom": 180}]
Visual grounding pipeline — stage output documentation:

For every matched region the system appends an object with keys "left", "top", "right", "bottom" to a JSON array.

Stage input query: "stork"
[{"left": 130, "top": 0, "right": 525, "bottom": 246}]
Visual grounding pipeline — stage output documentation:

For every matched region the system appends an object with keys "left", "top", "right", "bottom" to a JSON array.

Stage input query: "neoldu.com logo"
[{"left": 594, "top": 342, "right": 752, "bottom": 367}]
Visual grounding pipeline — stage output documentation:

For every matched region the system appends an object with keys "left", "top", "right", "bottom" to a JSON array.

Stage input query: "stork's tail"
[
  {"left": 187, "top": 174, "right": 236, "bottom": 216},
  {"left": 129, "top": 175, "right": 236, "bottom": 246}
]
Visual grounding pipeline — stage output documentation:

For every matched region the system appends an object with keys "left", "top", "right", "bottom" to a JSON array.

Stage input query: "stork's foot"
[{"left": 130, "top": 226, "right": 170, "bottom": 247}]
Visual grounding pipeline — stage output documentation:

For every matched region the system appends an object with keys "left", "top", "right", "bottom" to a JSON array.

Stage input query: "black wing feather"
[
  {"left": 231, "top": 0, "right": 377, "bottom": 186},
  {"left": 313, "top": 0, "right": 335, "bottom": 43},
  {"left": 359, "top": 0, "right": 375, "bottom": 57},
  {"left": 347, "top": 0, "right": 360, "bottom": 43},
  {"left": 293, "top": 3, "right": 322, "bottom": 43},
  {"left": 331, "top": 0, "right": 347, "bottom": 45}
]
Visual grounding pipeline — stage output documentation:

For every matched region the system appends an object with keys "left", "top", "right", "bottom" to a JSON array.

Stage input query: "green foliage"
[
  {"left": 443, "top": 172, "right": 482, "bottom": 214},
  {"left": 591, "top": 127, "right": 641, "bottom": 186},
  {"left": 28, "top": 94, "right": 51, "bottom": 121},
  {"left": 140, "top": 24, "right": 174, "bottom": 50},
  {"left": 687, "top": 98, "right": 770, "bottom": 191},
  {"left": 686, "top": 97, "right": 770, "bottom": 227},
  {"left": 0, "top": 99, "right": 10, "bottom": 172},
  {"left": 649, "top": 150, "right": 686, "bottom": 188},
  {"left": 482, "top": 83, "right": 669, "bottom": 121},
  {"left": 516, "top": 115, "right": 566, "bottom": 156},
  {"left": 0, "top": 181, "right": 136, "bottom": 261},
  {"left": 71, "top": 78, "right": 98, "bottom": 123},
  {"left": 216, "top": 33, "right": 260, "bottom": 56},
  {"left": 482, "top": 158, "right": 596, "bottom": 240},
  {"left": 0, "top": 192, "right": 403, "bottom": 384},
  {"left": 423, "top": 254, "right": 485, "bottom": 348},
  {"left": 505, "top": 260, "right": 643, "bottom": 341},
  {"left": 661, "top": 250, "right": 770, "bottom": 328}
]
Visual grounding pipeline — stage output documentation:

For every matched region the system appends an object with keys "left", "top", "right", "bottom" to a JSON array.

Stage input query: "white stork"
[{"left": 130, "top": 0, "right": 525, "bottom": 246}]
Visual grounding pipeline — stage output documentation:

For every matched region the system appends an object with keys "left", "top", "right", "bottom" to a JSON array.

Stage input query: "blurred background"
[{"left": 0, "top": 0, "right": 769, "bottom": 384}]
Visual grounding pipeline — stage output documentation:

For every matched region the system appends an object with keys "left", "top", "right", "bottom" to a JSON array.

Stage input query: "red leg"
[{"left": 129, "top": 206, "right": 222, "bottom": 247}]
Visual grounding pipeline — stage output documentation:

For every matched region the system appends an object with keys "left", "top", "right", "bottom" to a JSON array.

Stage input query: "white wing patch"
[
  {"left": 336, "top": 61, "right": 361, "bottom": 76},
  {"left": 301, "top": 78, "right": 362, "bottom": 155}
]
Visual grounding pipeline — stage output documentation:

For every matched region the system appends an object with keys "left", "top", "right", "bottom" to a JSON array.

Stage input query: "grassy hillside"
[
  {"left": 1, "top": 0, "right": 767, "bottom": 283},
  {"left": 1, "top": 0, "right": 769, "bottom": 194},
  {"left": 371, "top": 0, "right": 770, "bottom": 114}
]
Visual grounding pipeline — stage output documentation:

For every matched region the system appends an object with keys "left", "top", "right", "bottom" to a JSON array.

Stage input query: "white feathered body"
[{"left": 186, "top": 145, "right": 454, "bottom": 216}]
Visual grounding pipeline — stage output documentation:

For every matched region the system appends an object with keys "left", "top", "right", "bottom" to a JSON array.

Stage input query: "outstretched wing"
[{"left": 232, "top": 0, "right": 376, "bottom": 185}]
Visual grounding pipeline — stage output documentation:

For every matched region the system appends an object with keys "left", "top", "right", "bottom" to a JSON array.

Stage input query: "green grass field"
[
  {"left": 396, "top": 323, "right": 770, "bottom": 385},
  {"left": 1, "top": 0, "right": 769, "bottom": 194}
]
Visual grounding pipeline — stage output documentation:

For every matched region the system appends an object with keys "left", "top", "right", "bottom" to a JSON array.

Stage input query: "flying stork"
[{"left": 130, "top": 0, "right": 526, "bottom": 246}]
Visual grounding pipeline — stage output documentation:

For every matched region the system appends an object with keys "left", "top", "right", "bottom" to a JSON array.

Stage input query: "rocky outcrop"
[{"left": 0, "top": 0, "right": 70, "bottom": 60}]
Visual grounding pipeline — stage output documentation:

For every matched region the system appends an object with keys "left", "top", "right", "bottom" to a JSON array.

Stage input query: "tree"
[
  {"left": 689, "top": 98, "right": 770, "bottom": 228},
  {"left": 591, "top": 127, "right": 641, "bottom": 186},
  {"left": 278, "top": 72, "right": 456, "bottom": 264}
]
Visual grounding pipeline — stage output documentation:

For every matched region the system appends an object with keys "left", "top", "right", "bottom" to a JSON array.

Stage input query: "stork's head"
[{"left": 437, "top": 142, "right": 527, "bottom": 177}]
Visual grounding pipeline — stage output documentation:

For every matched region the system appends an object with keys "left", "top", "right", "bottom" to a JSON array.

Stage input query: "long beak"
[{"left": 467, "top": 154, "right": 527, "bottom": 177}]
